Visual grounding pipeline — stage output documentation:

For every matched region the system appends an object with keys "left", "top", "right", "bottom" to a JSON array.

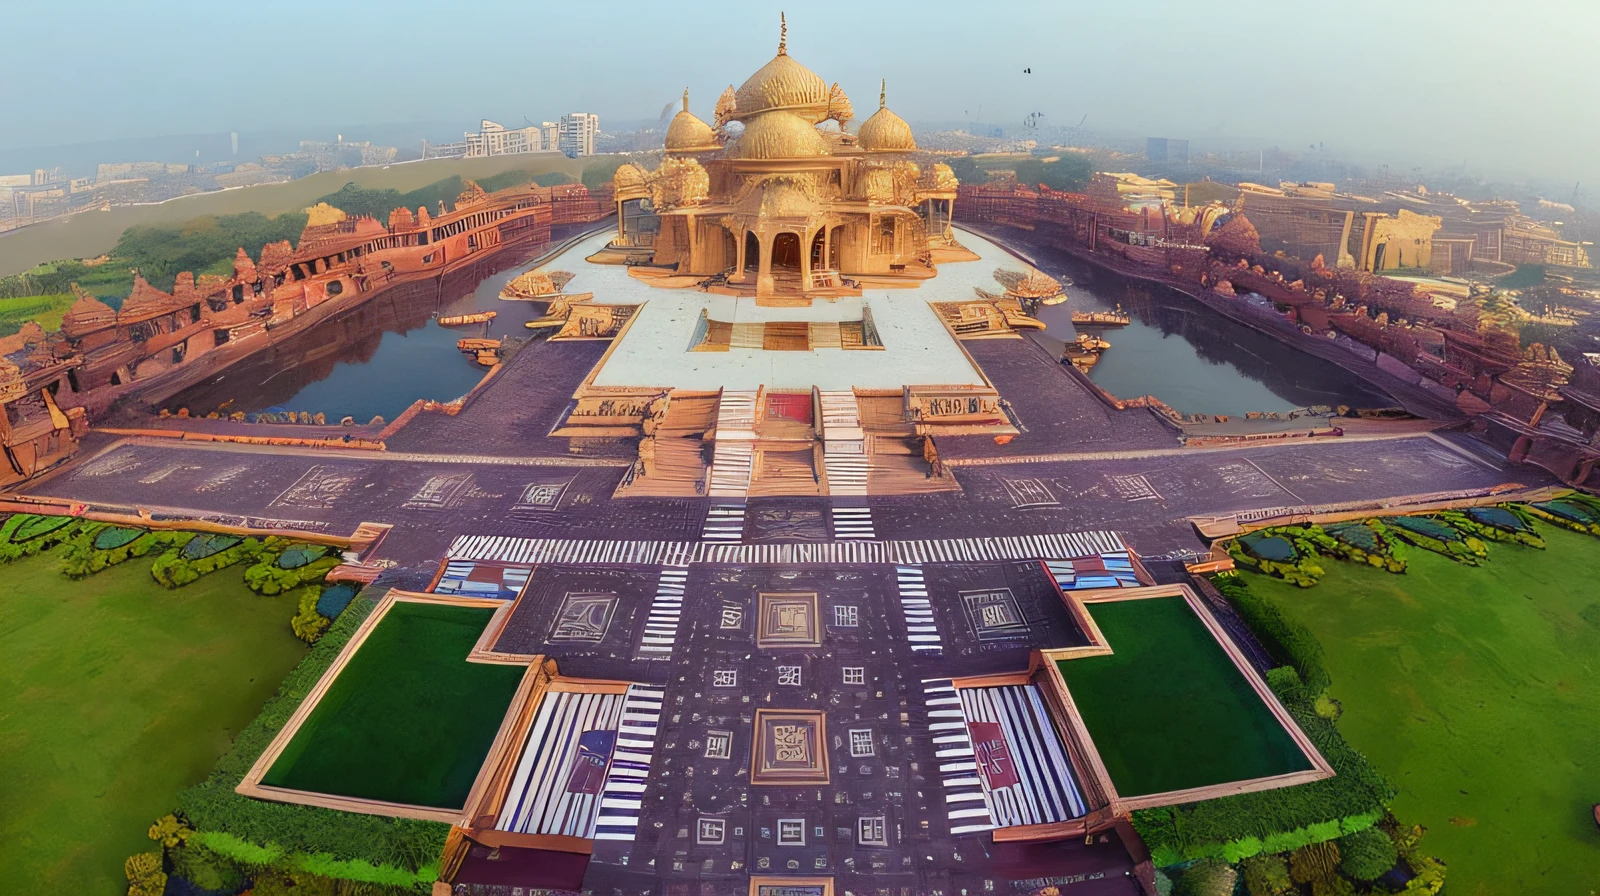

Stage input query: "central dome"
[
  {"left": 732, "top": 110, "right": 830, "bottom": 160},
  {"left": 734, "top": 52, "right": 829, "bottom": 122}
]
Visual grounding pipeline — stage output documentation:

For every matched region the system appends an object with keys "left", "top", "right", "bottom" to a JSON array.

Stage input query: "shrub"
[
  {"left": 168, "top": 838, "right": 246, "bottom": 894},
  {"left": 1175, "top": 859, "right": 1237, "bottom": 896},
  {"left": 290, "top": 586, "right": 331, "bottom": 643},
  {"left": 149, "top": 813, "right": 193, "bottom": 848},
  {"left": 177, "top": 594, "right": 450, "bottom": 879},
  {"left": 152, "top": 537, "right": 266, "bottom": 588},
  {"left": 1393, "top": 823, "right": 1448, "bottom": 894},
  {"left": 1241, "top": 853, "right": 1293, "bottom": 896},
  {"left": 1289, "top": 840, "right": 1340, "bottom": 885},
  {"left": 0, "top": 513, "right": 84, "bottom": 561},
  {"left": 125, "top": 851, "right": 166, "bottom": 896},
  {"left": 244, "top": 541, "right": 341, "bottom": 595},
  {"left": 1212, "top": 574, "right": 1330, "bottom": 692},
  {"left": 1338, "top": 826, "right": 1398, "bottom": 881}
]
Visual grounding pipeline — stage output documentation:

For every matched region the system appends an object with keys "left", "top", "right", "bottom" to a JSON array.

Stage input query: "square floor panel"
[
  {"left": 751, "top": 708, "right": 830, "bottom": 785},
  {"left": 757, "top": 592, "right": 822, "bottom": 649}
]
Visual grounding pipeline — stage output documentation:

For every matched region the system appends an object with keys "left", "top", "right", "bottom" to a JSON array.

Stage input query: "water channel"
[
  {"left": 169, "top": 227, "right": 1394, "bottom": 422},
  {"left": 1015, "top": 238, "right": 1394, "bottom": 415}
]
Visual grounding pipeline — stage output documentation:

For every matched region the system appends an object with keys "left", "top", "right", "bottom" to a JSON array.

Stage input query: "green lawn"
[
  {"left": 1059, "top": 596, "right": 1312, "bottom": 797},
  {"left": 262, "top": 601, "right": 523, "bottom": 809},
  {"left": 0, "top": 553, "right": 306, "bottom": 895},
  {"left": 1243, "top": 525, "right": 1600, "bottom": 895}
]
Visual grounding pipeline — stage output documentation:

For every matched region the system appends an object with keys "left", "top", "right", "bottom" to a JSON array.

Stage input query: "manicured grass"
[
  {"left": 1243, "top": 524, "right": 1600, "bottom": 895},
  {"left": 1059, "top": 596, "right": 1313, "bottom": 797},
  {"left": 0, "top": 553, "right": 306, "bottom": 895},
  {"left": 262, "top": 601, "right": 522, "bottom": 809}
]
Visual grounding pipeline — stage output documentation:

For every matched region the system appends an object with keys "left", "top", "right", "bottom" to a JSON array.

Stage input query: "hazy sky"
[{"left": 3, "top": 0, "right": 1595, "bottom": 186}]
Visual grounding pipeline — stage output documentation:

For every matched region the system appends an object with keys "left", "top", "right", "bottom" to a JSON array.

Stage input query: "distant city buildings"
[
  {"left": 558, "top": 113, "right": 599, "bottom": 158},
  {"left": 423, "top": 114, "right": 600, "bottom": 161},
  {"left": 1146, "top": 137, "right": 1189, "bottom": 163}
]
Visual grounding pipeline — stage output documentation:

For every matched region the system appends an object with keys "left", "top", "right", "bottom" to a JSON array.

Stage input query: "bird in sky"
[{"left": 1023, "top": 67, "right": 1032, "bottom": 74}]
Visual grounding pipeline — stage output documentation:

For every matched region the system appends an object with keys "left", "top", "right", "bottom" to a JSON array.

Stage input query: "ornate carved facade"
[{"left": 609, "top": 25, "right": 960, "bottom": 299}]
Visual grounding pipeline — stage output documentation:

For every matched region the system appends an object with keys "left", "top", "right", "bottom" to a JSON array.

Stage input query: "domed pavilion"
[{"left": 611, "top": 17, "right": 964, "bottom": 299}]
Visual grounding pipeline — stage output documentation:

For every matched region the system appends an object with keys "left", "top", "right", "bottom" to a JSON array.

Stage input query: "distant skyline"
[{"left": 3, "top": 0, "right": 1595, "bottom": 188}]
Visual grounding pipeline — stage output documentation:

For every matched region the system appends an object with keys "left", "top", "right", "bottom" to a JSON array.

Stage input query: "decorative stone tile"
[{"left": 751, "top": 709, "right": 829, "bottom": 785}]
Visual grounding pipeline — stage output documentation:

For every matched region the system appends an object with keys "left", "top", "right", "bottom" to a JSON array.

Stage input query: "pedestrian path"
[
  {"left": 592, "top": 684, "right": 667, "bottom": 840},
  {"left": 831, "top": 505, "right": 875, "bottom": 539},
  {"left": 701, "top": 503, "right": 747, "bottom": 542},
  {"left": 897, "top": 565, "right": 941, "bottom": 653},
  {"left": 922, "top": 678, "right": 996, "bottom": 835},
  {"left": 448, "top": 530, "right": 1126, "bottom": 567},
  {"left": 635, "top": 567, "right": 689, "bottom": 660}
]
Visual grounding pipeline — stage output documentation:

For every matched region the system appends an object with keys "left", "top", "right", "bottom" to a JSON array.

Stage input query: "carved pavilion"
[{"left": 610, "top": 19, "right": 962, "bottom": 300}]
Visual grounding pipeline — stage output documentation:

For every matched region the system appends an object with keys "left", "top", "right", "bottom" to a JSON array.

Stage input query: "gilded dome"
[
  {"left": 857, "top": 81, "right": 916, "bottom": 152},
  {"left": 613, "top": 162, "right": 649, "bottom": 195},
  {"left": 664, "top": 89, "right": 719, "bottom": 152},
  {"left": 732, "top": 111, "right": 829, "bottom": 160},
  {"left": 733, "top": 53, "right": 829, "bottom": 122}
]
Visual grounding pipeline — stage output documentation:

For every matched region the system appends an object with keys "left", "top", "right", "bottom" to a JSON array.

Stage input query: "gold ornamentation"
[
  {"left": 826, "top": 82, "right": 853, "bottom": 125},
  {"left": 713, "top": 86, "right": 738, "bottom": 129}
]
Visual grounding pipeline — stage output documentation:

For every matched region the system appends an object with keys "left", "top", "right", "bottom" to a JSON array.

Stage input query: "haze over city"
[{"left": 3, "top": 0, "right": 1596, "bottom": 185}]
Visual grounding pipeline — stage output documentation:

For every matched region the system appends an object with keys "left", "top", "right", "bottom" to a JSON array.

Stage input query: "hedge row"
[
  {"left": 1131, "top": 685, "right": 1394, "bottom": 866},
  {"left": 175, "top": 590, "right": 450, "bottom": 881},
  {"left": 1211, "top": 573, "right": 1331, "bottom": 693}
]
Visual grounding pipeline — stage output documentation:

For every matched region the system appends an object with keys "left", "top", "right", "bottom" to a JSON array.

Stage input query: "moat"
[{"left": 168, "top": 228, "right": 1394, "bottom": 422}]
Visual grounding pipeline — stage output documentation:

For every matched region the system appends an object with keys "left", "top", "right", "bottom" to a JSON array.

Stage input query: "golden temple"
[{"left": 607, "top": 16, "right": 966, "bottom": 300}]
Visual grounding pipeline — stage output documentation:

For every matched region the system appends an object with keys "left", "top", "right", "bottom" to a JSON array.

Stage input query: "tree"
[
  {"left": 1337, "top": 827, "right": 1398, "bottom": 881},
  {"left": 1176, "top": 859, "right": 1238, "bottom": 896}
]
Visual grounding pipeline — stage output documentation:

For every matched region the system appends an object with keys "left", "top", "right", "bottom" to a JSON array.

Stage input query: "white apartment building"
[
  {"left": 424, "top": 119, "right": 550, "bottom": 161},
  {"left": 558, "top": 113, "right": 599, "bottom": 158}
]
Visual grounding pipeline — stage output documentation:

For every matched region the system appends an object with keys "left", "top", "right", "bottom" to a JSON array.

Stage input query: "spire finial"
[
  {"left": 682, "top": 87, "right": 690, "bottom": 112},
  {"left": 778, "top": 12, "right": 787, "bottom": 55},
  {"left": 879, "top": 79, "right": 886, "bottom": 108}
]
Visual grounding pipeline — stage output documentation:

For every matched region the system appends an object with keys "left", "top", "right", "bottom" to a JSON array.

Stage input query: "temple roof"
[
  {"left": 857, "top": 81, "right": 915, "bottom": 152},
  {"left": 730, "top": 110, "right": 829, "bottom": 160},
  {"left": 664, "top": 91, "right": 720, "bottom": 153},
  {"left": 732, "top": 19, "right": 829, "bottom": 123}
]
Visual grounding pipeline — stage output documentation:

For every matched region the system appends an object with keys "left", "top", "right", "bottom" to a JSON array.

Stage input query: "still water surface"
[
  {"left": 172, "top": 231, "right": 1393, "bottom": 421},
  {"left": 1023, "top": 245, "right": 1392, "bottom": 415}
]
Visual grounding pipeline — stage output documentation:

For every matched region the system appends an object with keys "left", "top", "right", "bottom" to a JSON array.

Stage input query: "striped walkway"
[
  {"left": 831, "top": 505, "right": 875, "bottom": 540},
  {"left": 958, "top": 685, "right": 1086, "bottom": 827},
  {"left": 702, "top": 503, "right": 746, "bottom": 542},
  {"left": 897, "top": 566, "right": 941, "bottom": 653},
  {"left": 635, "top": 567, "right": 688, "bottom": 660},
  {"left": 447, "top": 530, "right": 1125, "bottom": 567},
  {"left": 923, "top": 678, "right": 996, "bottom": 835},
  {"left": 593, "top": 684, "right": 666, "bottom": 841}
]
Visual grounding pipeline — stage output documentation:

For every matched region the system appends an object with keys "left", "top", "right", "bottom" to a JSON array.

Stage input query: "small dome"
[
  {"left": 857, "top": 81, "right": 916, "bottom": 152},
  {"left": 613, "top": 162, "right": 648, "bottom": 192},
  {"left": 664, "top": 90, "right": 719, "bottom": 152},
  {"left": 732, "top": 111, "right": 829, "bottom": 160}
]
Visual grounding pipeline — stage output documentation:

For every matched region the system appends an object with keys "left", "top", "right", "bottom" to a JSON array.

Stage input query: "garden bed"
[
  {"left": 253, "top": 599, "right": 526, "bottom": 811},
  {"left": 1057, "top": 595, "right": 1316, "bottom": 798}
]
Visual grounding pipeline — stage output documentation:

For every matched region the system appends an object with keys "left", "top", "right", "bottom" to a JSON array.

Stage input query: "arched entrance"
[
  {"left": 745, "top": 232, "right": 761, "bottom": 274},
  {"left": 772, "top": 232, "right": 801, "bottom": 271}
]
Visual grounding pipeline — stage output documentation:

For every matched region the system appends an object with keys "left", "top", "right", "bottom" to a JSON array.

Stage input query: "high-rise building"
[{"left": 558, "top": 113, "right": 599, "bottom": 158}]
